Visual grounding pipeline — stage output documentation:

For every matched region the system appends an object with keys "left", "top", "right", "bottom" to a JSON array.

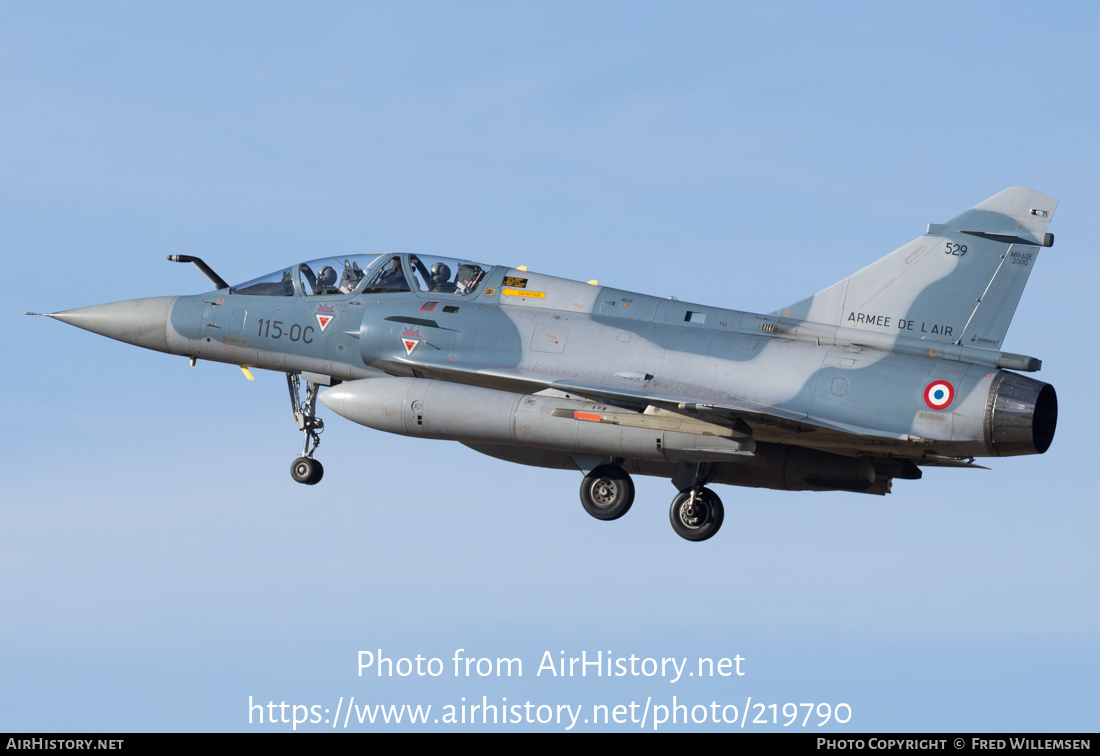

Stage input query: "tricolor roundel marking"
[{"left": 923, "top": 380, "right": 954, "bottom": 410}]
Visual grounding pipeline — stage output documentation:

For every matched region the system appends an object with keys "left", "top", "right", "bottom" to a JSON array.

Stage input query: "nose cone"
[{"left": 40, "top": 296, "right": 177, "bottom": 353}]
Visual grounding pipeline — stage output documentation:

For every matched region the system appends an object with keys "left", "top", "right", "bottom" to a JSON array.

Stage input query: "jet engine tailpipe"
[{"left": 985, "top": 371, "right": 1057, "bottom": 456}]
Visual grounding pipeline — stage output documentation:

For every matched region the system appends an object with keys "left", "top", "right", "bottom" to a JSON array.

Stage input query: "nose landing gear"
[
  {"left": 290, "top": 456, "right": 324, "bottom": 485},
  {"left": 287, "top": 372, "right": 324, "bottom": 485}
]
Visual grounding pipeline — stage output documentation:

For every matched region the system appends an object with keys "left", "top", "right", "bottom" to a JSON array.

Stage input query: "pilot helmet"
[{"left": 430, "top": 262, "right": 451, "bottom": 284}]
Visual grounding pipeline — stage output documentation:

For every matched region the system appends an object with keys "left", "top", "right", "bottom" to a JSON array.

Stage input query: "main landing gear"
[
  {"left": 669, "top": 487, "right": 724, "bottom": 542},
  {"left": 287, "top": 372, "right": 324, "bottom": 485},
  {"left": 577, "top": 462, "right": 725, "bottom": 542},
  {"left": 579, "top": 465, "right": 635, "bottom": 520}
]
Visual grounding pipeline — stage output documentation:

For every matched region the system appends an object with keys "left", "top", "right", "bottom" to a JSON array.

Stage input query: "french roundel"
[{"left": 924, "top": 380, "right": 955, "bottom": 410}]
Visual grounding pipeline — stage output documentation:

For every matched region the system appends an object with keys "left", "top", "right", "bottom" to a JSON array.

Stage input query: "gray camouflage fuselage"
[{"left": 33, "top": 187, "right": 1059, "bottom": 536}]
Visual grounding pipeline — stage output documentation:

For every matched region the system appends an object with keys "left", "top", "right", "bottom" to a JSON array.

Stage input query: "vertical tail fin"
[{"left": 775, "top": 187, "right": 1057, "bottom": 349}]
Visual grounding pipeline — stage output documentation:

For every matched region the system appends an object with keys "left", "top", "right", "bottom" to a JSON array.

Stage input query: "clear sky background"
[{"left": 2, "top": 1, "right": 1097, "bottom": 732}]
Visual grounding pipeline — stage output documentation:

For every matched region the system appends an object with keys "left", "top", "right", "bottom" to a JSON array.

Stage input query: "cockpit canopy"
[
  {"left": 401, "top": 254, "right": 489, "bottom": 296},
  {"left": 230, "top": 254, "right": 379, "bottom": 297},
  {"left": 229, "top": 253, "right": 490, "bottom": 298}
]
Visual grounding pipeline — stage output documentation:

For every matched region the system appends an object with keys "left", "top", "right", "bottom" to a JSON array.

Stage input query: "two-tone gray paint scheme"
[{"left": 29, "top": 187, "right": 1059, "bottom": 541}]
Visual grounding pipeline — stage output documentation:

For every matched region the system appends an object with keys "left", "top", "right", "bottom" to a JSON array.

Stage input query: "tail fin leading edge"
[{"left": 775, "top": 187, "right": 1057, "bottom": 350}]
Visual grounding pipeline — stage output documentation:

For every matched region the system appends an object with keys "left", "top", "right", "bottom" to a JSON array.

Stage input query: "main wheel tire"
[
  {"left": 669, "top": 488, "right": 724, "bottom": 541},
  {"left": 580, "top": 465, "right": 635, "bottom": 521},
  {"left": 291, "top": 457, "right": 322, "bottom": 485}
]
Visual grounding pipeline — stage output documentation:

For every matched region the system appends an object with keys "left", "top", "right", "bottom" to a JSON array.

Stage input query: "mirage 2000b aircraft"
[{"left": 30, "top": 187, "right": 1058, "bottom": 541}]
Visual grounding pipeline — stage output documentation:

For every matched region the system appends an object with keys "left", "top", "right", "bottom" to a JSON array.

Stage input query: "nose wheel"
[
  {"left": 290, "top": 456, "right": 324, "bottom": 485},
  {"left": 287, "top": 372, "right": 324, "bottom": 485}
]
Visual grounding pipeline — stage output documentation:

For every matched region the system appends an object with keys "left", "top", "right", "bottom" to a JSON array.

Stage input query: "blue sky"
[{"left": 3, "top": 1, "right": 1098, "bottom": 732}]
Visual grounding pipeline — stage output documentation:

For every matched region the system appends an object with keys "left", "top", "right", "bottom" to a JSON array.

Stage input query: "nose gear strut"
[{"left": 287, "top": 372, "right": 324, "bottom": 484}]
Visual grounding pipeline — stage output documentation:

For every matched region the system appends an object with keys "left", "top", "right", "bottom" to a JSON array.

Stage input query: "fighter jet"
[{"left": 28, "top": 187, "right": 1058, "bottom": 541}]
